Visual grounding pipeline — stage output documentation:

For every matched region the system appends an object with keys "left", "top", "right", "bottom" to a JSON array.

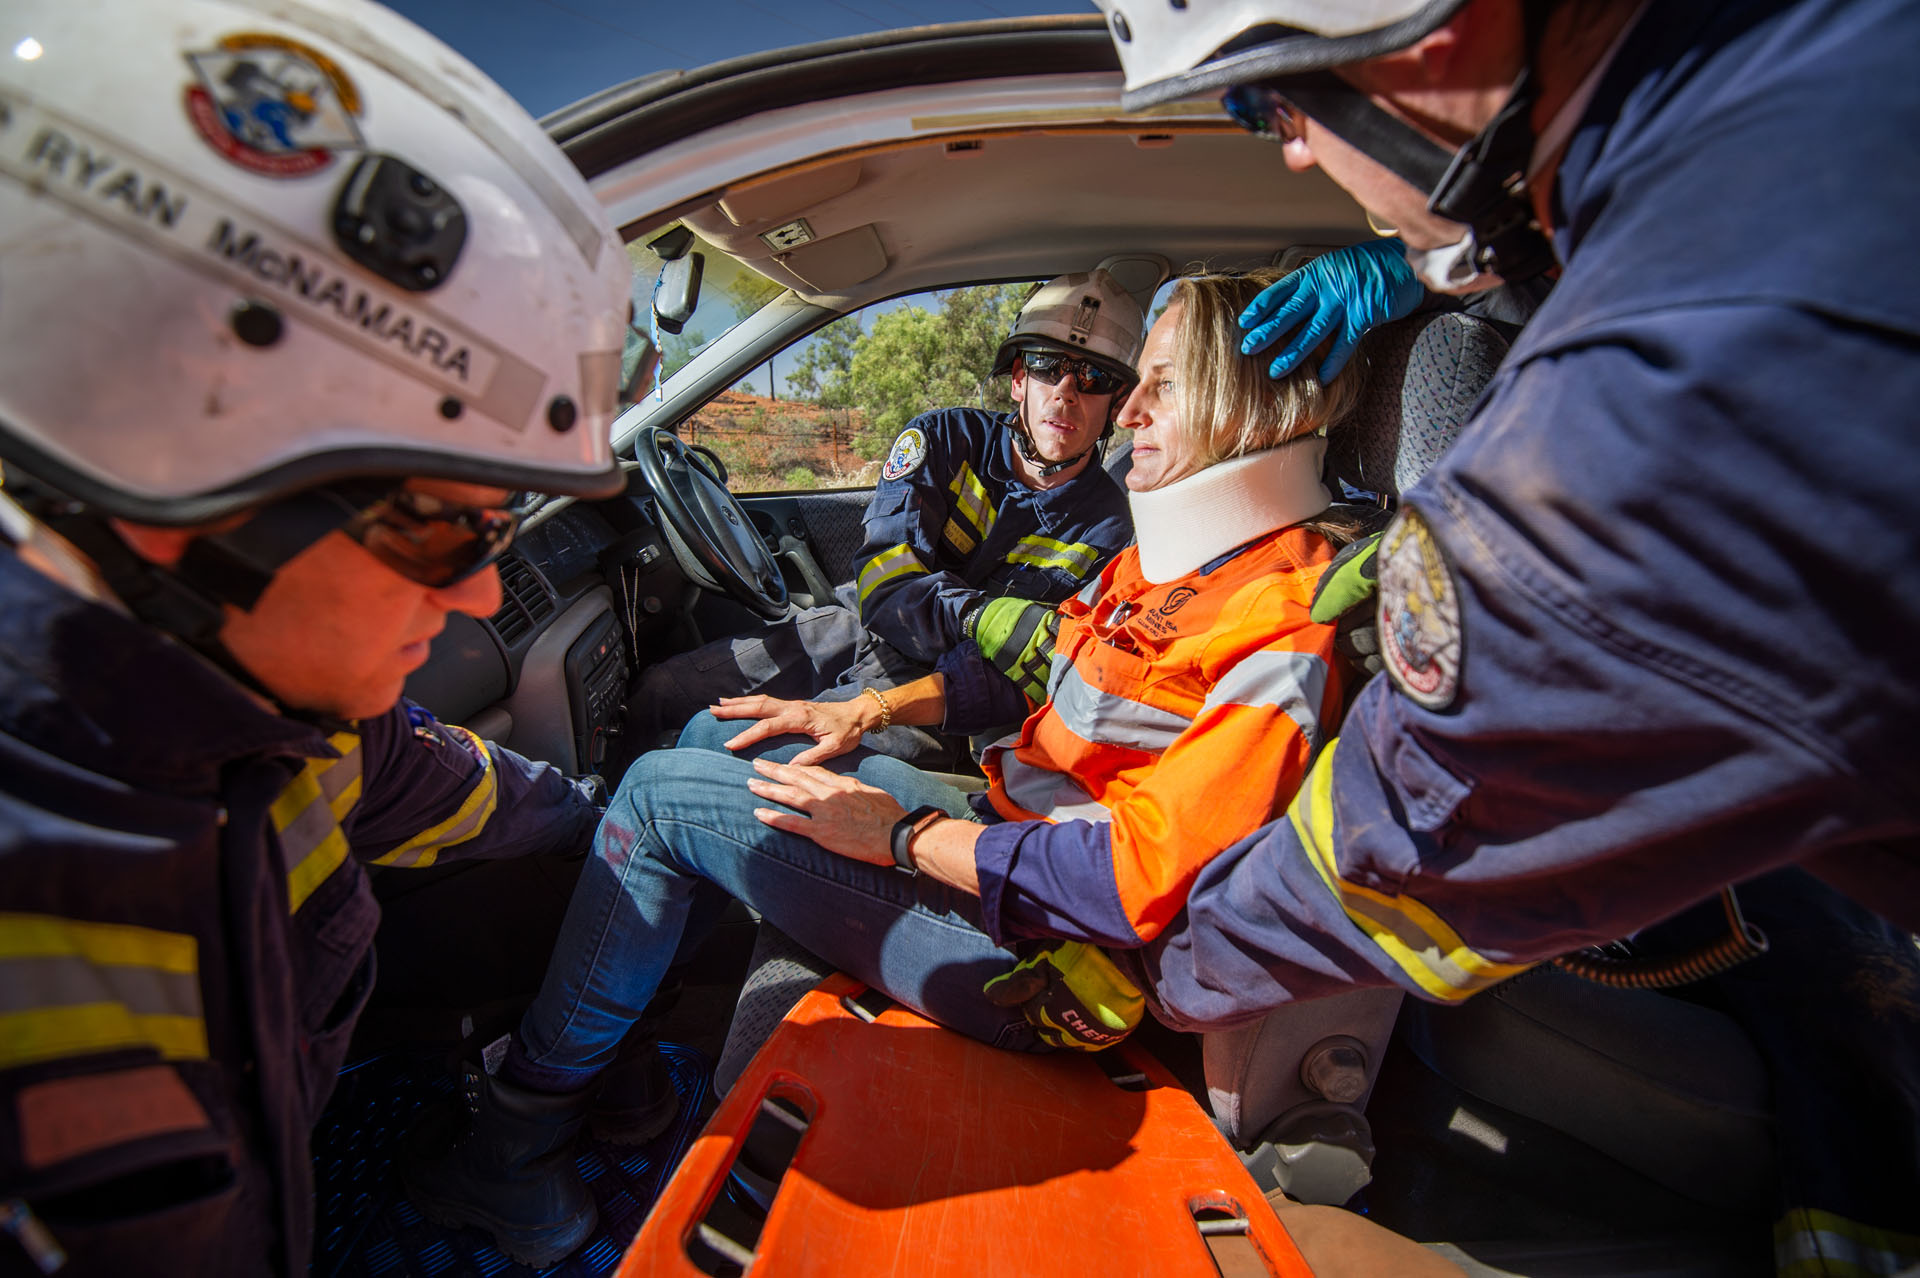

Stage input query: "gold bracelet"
[{"left": 860, "top": 685, "right": 893, "bottom": 733}]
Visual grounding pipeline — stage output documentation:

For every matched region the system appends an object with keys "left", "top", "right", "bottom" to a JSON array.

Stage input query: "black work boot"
[
  {"left": 403, "top": 1071, "right": 598, "bottom": 1267},
  {"left": 589, "top": 1029, "right": 681, "bottom": 1146}
]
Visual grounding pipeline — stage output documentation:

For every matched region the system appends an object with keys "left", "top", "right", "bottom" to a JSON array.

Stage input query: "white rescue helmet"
[
  {"left": 1090, "top": 0, "right": 1472, "bottom": 109},
  {"left": 0, "top": 0, "right": 631, "bottom": 525},
  {"left": 990, "top": 268, "right": 1148, "bottom": 392}
]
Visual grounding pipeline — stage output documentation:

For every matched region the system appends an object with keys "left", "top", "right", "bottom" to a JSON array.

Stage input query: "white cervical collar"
[{"left": 1130, "top": 434, "right": 1332, "bottom": 584}]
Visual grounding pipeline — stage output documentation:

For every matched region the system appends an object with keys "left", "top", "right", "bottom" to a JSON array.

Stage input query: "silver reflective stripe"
[
  {"left": 1005, "top": 535, "right": 1099, "bottom": 577},
  {"left": 0, "top": 955, "right": 201, "bottom": 1021},
  {"left": 1075, "top": 579, "right": 1102, "bottom": 605},
  {"left": 1049, "top": 662, "right": 1191, "bottom": 754},
  {"left": 1773, "top": 1209, "right": 1920, "bottom": 1275},
  {"left": 999, "top": 751, "right": 1112, "bottom": 824},
  {"left": 1046, "top": 648, "right": 1073, "bottom": 701},
  {"left": 856, "top": 543, "right": 927, "bottom": 606},
  {"left": 275, "top": 731, "right": 364, "bottom": 913},
  {"left": 947, "top": 464, "right": 998, "bottom": 542},
  {"left": 1199, "top": 651, "right": 1329, "bottom": 750}
]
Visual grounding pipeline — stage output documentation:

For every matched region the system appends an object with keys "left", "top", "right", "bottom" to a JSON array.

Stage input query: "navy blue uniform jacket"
[{"left": 0, "top": 548, "right": 598, "bottom": 1273}]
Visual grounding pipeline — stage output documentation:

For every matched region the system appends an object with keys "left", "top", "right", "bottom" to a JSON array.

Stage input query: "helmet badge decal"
[{"left": 185, "top": 33, "right": 365, "bottom": 178}]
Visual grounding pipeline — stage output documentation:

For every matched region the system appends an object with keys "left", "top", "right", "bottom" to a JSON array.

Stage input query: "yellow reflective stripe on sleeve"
[
  {"left": 1289, "top": 739, "right": 1532, "bottom": 1001},
  {"left": 0, "top": 913, "right": 208, "bottom": 1067},
  {"left": 368, "top": 725, "right": 500, "bottom": 869},
  {"left": 1775, "top": 1207, "right": 1920, "bottom": 1278},
  {"left": 0, "top": 1007, "right": 208, "bottom": 1068},
  {"left": 856, "top": 543, "right": 928, "bottom": 607},
  {"left": 275, "top": 730, "right": 363, "bottom": 914},
  {"left": 0, "top": 914, "right": 197, "bottom": 971},
  {"left": 941, "top": 517, "right": 977, "bottom": 557},
  {"left": 1006, "top": 534, "right": 1099, "bottom": 577},
  {"left": 947, "top": 464, "right": 998, "bottom": 542}
]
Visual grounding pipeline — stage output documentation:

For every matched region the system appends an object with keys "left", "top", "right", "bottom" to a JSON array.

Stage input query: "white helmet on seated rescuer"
[
  {"left": 0, "top": 0, "right": 630, "bottom": 528},
  {"left": 1089, "top": 0, "right": 1556, "bottom": 293},
  {"left": 989, "top": 268, "right": 1147, "bottom": 390},
  {"left": 989, "top": 268, "right": 1148, "bottom": 477}
]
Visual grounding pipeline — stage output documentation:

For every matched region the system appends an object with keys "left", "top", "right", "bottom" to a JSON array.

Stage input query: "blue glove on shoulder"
[{"left": 1240, "top": 239, "right": 1424, "bottom": 383}]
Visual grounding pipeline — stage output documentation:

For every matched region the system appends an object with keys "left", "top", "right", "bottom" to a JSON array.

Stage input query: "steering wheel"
[{"left": 631, "top": 425, "right": 789, "bottom": 620}]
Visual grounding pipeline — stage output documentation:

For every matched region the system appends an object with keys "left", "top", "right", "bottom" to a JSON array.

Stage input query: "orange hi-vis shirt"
[{"left": 975, "top": 524, "right": 1342, "bottom": 948}]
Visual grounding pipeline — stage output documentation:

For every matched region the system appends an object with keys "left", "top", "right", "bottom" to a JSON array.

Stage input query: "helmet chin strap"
[
  {"left": 22, "top": 483, "right": 366, "bottom": 708},
  {"left": 1277, "top": 62, "right": 1556, "bottom": 288},
  {"left": 1013, "top": 395, "right": 1108, "bottom": 480}
]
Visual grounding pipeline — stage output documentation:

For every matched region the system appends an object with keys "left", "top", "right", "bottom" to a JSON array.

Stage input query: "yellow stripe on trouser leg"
[{"left": 1290, "top": 739, "right": 1533, "bottom": 1000}]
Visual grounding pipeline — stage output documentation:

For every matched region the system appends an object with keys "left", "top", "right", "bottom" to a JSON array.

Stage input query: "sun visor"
[
  {"left": 719, "top": 160, "right": 864, "bottom": 226},
  {"left": 773, "top": 224, "right": 889, "bottom": 292}
]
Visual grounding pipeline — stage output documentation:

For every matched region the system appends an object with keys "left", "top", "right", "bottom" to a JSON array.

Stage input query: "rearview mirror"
[{"left": 653, "top": 252, "right": 704, "bottom": 336}]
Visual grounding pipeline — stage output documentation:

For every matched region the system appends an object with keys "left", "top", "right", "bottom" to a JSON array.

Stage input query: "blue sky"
[
  {"left": 383, "top": 1, "right": 1089, "bottom": 399},
  {"left": 386, "top": 0, "right": 1081, "bottom": 117}
]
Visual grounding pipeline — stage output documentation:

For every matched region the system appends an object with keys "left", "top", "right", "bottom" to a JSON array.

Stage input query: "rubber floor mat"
[{"left": 310, "top": 1042, "right": 710, "bottom": 1276}]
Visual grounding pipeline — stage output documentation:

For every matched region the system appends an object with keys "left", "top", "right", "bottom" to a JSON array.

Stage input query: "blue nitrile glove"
[{"left": 1240, "top": 239, "right": 1424, "bottom": 383}]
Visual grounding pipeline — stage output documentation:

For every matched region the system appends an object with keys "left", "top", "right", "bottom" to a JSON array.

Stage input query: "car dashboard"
[{"left": 401, "top": 488, "right": 689, "bottom": 779}]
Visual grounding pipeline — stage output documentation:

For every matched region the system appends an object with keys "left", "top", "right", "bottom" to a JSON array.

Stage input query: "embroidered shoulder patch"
[
  {"left": 1376, "top": 507, "right": 1463, "bottom": 710},
  {"left": 882, "top": 427, "right": 928, "bottom": 481}
]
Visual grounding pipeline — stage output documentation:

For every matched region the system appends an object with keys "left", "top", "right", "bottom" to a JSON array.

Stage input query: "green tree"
[
  {"left": 842, "top": 284, "right": 1028, "bottom": 458},
  {"left": 786, "top": 315, "right": 862, "bottom": 408}
]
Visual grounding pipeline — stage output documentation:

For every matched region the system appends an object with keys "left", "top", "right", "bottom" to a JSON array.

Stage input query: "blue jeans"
[{"left": 514, "top": 715, "right": 1040, "bottom": 1086}]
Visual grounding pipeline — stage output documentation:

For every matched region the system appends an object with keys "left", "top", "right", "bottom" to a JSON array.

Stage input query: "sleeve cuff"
[
  {"left": 970, "top": 819, "right": 1029, "bottom": 946},
  {"left": 935, "top": 642, "right": 1030, "bottom": 734}
]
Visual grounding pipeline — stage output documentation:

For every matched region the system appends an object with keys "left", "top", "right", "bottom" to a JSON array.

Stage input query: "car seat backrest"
[{"left": 1326, "top": 309, "right": 1511, "bottom": 498}]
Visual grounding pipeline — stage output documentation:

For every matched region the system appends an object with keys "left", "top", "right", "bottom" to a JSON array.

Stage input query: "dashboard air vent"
[{"left": 490, "top": 554, "right": 554, "bottom": 646}]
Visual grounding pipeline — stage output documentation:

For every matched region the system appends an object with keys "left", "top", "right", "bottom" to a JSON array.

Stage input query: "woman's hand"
[
  {"left": 747, "top": 758, "right": 904, "bottom": 864},
  {"left": 709, "top": 694, "right": 875, "bottom": 765}
]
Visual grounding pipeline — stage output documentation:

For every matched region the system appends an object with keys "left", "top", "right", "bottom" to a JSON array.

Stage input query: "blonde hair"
[{"left": 1166, "top": 268, "right": 1368, "bottom": 468}]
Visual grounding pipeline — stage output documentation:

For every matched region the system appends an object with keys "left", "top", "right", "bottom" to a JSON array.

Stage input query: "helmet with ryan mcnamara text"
[
  {"left": 0, "top": 0, "right": 630, "bottom": 526},
  {"left": 990, "top": 268, "right": 1149, "bottom": 391}
]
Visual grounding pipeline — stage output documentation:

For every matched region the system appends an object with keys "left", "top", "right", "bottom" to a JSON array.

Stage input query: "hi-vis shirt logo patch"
[
  {"left": 185, "top": 33, "right": 366, "bottom": 178},
  {"left": 1377, "top": 507, "right": 1463, "bottom": 710},
  {"left": 882, "top": 427, "right": 928, "bottom": 481}
]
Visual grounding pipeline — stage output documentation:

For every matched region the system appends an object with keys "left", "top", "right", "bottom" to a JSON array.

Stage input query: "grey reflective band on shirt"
[
  {"left": 1197, "top": 650, "right": 1329, "bottom": 750},
  {"left": 1048, "top": 660, "right": 1193, "bottom": 754}
]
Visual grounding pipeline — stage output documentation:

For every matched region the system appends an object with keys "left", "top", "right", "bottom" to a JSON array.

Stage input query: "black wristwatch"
[{"left": 890, "top": 804, "right": 946, "bottom": 873}]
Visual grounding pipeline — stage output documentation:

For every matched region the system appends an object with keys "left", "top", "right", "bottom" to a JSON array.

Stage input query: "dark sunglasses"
[
  {"left": 1020, "top": 351, "right": 1129, "bottom": 397},
  {"left": 338, "top": 488, "right": 520, "bottom": 588},
  {"left": 1222, "top": 85, "right": 1305, "bottom": 144}
]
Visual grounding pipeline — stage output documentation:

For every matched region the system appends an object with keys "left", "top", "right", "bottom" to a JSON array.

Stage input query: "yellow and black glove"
[
  {"left": 967, "top": 597, "right": 1060, "bottom": 708},
  {"left": 1310, "top": 531, "right": 1385, "bottom": 678},
  {"left": 982, "top": 940, "right": 1144, "bottom": 1051}
]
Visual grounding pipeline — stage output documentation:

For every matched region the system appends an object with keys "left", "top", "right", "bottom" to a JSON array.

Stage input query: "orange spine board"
[{"left": 620, "top": 975, "right": 1316, "bottom": 1278}]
